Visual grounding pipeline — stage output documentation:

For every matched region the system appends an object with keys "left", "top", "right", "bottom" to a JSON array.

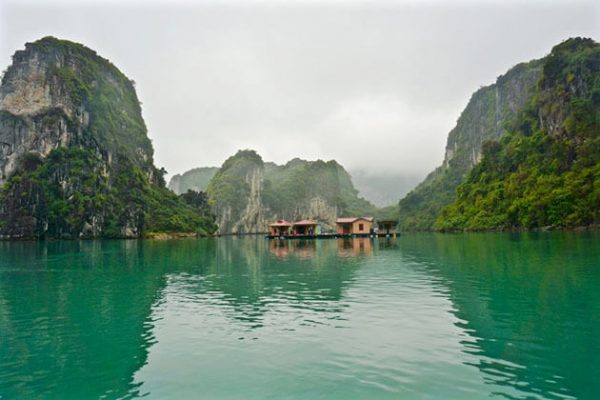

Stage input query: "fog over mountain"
[
  {"left": 349, "top": 170, "right": 423, "bottom": 207},
  {"left": 2, "top": 0, "right": 598, "bottom": 198}
]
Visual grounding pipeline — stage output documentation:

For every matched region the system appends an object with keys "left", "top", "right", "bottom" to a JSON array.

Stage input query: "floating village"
[{"left": 266, "top": 217, "right": 399, "bottom": 240}]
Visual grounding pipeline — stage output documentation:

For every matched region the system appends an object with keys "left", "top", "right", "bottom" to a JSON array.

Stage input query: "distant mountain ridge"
[
  {"left": 168, "top": 167, "right": 218, "bottom": 194},
  {"left": 0, "top": 37, "right": 215, "bottom": 239},
  {"left": 349, "top": 170, "right": 423, "bottom": 207}
]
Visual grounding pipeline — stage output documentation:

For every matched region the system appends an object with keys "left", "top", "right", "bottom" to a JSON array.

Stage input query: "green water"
[{"left": 0, "top": 233, "right": 598, "bottom": 399}]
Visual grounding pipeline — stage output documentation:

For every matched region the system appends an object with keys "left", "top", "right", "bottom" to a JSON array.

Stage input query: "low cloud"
[{"left": 1, "top": 1, "right": 598, "bottom": 179}]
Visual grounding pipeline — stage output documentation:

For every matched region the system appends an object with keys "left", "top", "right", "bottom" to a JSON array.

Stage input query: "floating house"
[
  {"left": 292, "top": 220, "right": 320, "bottom": 236},
  {"left": 377, "top": 220, "right": 398, "bottom": 238},
  {"left": 269, "top": 220, "right": 292, "bottom": 236},
  {"left": 336, "top": 217, "right": 374, "bottom": 235}
]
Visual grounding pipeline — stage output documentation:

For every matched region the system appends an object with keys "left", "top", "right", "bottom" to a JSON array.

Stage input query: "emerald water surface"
[{"left": 0, "top": 233, "right": 599, "bottom": 399}]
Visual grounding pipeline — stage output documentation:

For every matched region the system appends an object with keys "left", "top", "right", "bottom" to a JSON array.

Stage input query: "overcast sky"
[{"left": 1, "top": 0, "right": 598, "bottom": 180}]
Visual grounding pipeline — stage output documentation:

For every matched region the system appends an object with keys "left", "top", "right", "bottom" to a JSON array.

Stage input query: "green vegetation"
[
  {"left": 23, "top": 36, "right": 153, "bottom": 164},
  {"left": 398, "top": 58, "right": 543, "bottom": 231},
  {"left": 0, "top": 37, "right": 215, "bottom": 238},
  {"left": 0, "top": 148, "right": 216, "bottom": 238},
  {"left": 207, "top": 150, "right": 263, "bottom": 219},
  {"left": 436, "top": 38, "right": 600, "bottom": 231},
  {"left": 168, "top": 167, "right": 219, "bottom": 194},
  {"left": 206, "top": 150, "right": 377, "bottom": 231},
  {"left": 374, "top": 205, "right": 400, "bottom": 222},
  {"left": 262, "top": 157, "right": 376, "bottom": 218}
]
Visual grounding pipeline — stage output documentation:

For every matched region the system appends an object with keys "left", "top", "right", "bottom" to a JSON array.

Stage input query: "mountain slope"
[
  {"left": 436, "top": 38, "right": 600, "bottom": 230},
  {"left": 168, "top": 167, "right": 218, "bottom": 195},
  {"left": 206, "top": 150, "right": 376, "bottom": 234},
  {"left": 398, "top": 58, "right": 543, "bottom": 230},
  {"left": 0, "top": 37, "right": 215, "bottom": 239}
]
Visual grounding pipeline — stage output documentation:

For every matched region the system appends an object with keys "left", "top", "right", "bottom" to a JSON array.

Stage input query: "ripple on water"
[{"left": 1, "top": 234, "right": 599, "bottom": 399}]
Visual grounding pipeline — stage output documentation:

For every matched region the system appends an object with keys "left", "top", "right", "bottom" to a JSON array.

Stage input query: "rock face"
[
  {"left": 436, "top": 38, "right": 600, "bottom": 230},
  {"left": 206, "top": 150, "right": 375, "bottom": 234},
  {"left": 397, "top": 57, "right": 543, "bottom": 230},
  {"left": 0, "top": 37, "right": 214, "bottom": 239},
  {"left": 168, "top": 167, "right": 218, "bottom": 195},
  {"left": 443, "top": 61, "right": 543, "bottom": 170}
]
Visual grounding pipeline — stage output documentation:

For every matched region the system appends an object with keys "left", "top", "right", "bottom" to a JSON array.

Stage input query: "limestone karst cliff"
[
  {"left": 204, "top": 150, "right": 376, "bottom": 234},
  {"left": 0, "top": 37, "right": 215, "bottom": 239},
  {"left": 436, "top": 38, "right": 600, "bottom": 230},
  {"left": 398, "top": 37, "right": 599, "bottom": 231},
  {"left": 397, "top": 56, "right": 543, "bottom": 230}
]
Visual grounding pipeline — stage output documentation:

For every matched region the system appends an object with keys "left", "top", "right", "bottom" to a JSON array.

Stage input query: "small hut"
[
  {"left": 292, "top": 220, "right": 319, "bottom": 236},
  {"left": 268, "top": 220, "right": 292, "bottom": 236},
  {"left": 377, "top": 220, "right": 398, "bottom": 238},
  {"left": 336, "top": 217, "right": 374, "bottom": 235}
]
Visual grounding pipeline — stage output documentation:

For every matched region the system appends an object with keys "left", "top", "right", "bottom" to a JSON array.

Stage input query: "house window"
[{"left": 359, "top": 223, "right": 364, "bottom": 231}]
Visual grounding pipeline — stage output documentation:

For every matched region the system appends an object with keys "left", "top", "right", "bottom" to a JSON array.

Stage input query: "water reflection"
[
  {"left": 269, "top": 238, "right": 376, "bottom": 258},
  {"left": 268, "top": 238, "right": 319, "bottom": 258},
  {"left": 182, "top": 237, "right": 363, "bottom": 328},
  {"left": 399, "top": 232, "right": 600, "bottom": 400},
  {"left": 0, "top": 240, "right": 170, "bottom": 399},
  {"left": 0, "top": 233, "right": 598, "bottom": 399},
  {"left": 337, "top": 237, "right": 373, "bottom": 256}
]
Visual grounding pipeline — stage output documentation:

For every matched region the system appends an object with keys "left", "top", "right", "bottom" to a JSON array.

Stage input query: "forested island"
[
  {"left": 399, "top": 37, "right": 599, "bottom": 231},
  {"left": 0, "top": 36, "right": 598, "bottom": 239},
  {"left": 0, "top": 37, "right": 215, "bottom": 239}
]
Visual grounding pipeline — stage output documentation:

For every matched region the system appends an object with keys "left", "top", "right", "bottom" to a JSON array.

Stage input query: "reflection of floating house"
[
  {"left": 293, "top": 239, "right": 318, "bottom": 258},
  {"left": 377, "top": 220, "right": 398, "bottom": 238},
  {"left": 292, "top": 220, "right": 320, "bottom": 236},
  {"left": 336, "top": 217, "right": 374, "bottom": 236},
  {"left": 337, "top": 237, "right": 373, "bottom": 256},
  {"left": 268, "top": 238, "right": 319, "bottom": 257},
  {"left": 269, "top": 220, "right": 292, "bottom": 236},
  {"left": 269, "top": 239, "right": 291, "bottom": 257}
]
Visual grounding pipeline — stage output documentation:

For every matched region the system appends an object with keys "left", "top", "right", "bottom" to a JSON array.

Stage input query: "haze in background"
[{"left": 1, "top": 0, "right": 598, "bottom": 205}]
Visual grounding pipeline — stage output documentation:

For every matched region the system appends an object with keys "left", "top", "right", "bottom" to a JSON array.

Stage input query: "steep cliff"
[
  {"left": 398, "top": 57, "right": 543, "bottom": 230},
  {"left": 168, "top": 167, "right": 218, "bottom": 194},
  {"left": 436, "top": 38, "right": 600, "bottom": 230},
  {"left": 0, "top": 37, "right": 215, "bottom": 239},
  {"left": 206, "top": 150, "right": 376, "bottom": 234}
]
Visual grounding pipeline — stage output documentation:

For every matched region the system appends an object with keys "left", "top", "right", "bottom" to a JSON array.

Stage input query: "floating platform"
[{"left": 265, "top": 233, "right": 398, "bottom": 240}]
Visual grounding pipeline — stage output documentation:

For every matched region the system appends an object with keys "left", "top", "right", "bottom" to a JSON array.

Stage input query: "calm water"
[{"left": 0, "top": 233, "right": 599, "bottom": 399}]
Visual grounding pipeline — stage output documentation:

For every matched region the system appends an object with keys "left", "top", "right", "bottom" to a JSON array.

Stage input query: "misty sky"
[{"left": 1, "top": 0, "right": 599, "bottom": 181}]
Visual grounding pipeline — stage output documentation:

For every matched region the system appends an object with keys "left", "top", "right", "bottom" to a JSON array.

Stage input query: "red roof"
[
  {"left": 293, "top": 219, "right": 318, "bottom": 226},
  {"left": 269, "top": 220, "right": 292, "bottom": 227},
  {"left": 336, "top": 217, "right": 374, "bottom": 224}
]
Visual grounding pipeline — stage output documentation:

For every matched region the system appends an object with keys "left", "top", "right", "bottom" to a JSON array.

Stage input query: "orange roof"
[
  {"left": 293, "top": 219, "right": 318, "bottom": 226},
  {"left": 336, "top": 217, "right": 374, "bottom": 224},
  {"left": 269, "top": 220, "right": 292, "bottom": 227}
]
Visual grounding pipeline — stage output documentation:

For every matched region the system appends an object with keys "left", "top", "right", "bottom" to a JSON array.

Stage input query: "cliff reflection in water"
[
  {"left": 398, "top": 232, "right": 600, "bottom": 400},
  {"left": 1, "top": 233, "right": 597, "bottom": 400},
  {"left": 0, "top": 240, "right": 174, "bottom": 399},
  {"left": 172, "top": 237, "right": 367, "bottom": 328}
]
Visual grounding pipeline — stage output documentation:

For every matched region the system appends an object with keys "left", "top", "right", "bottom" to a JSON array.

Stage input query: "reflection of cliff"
[
  {"left": 399, "top": 232, "right": 600, "bottom": 400},
  {"left": 0, "top": 238, "right": 366, "bottom": 397},
  {"left": 0, "top": 240, "right": 170, "bottom": 398},
  {"left": 195, "top": 238, "right": 362, "bottom": 326}
]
